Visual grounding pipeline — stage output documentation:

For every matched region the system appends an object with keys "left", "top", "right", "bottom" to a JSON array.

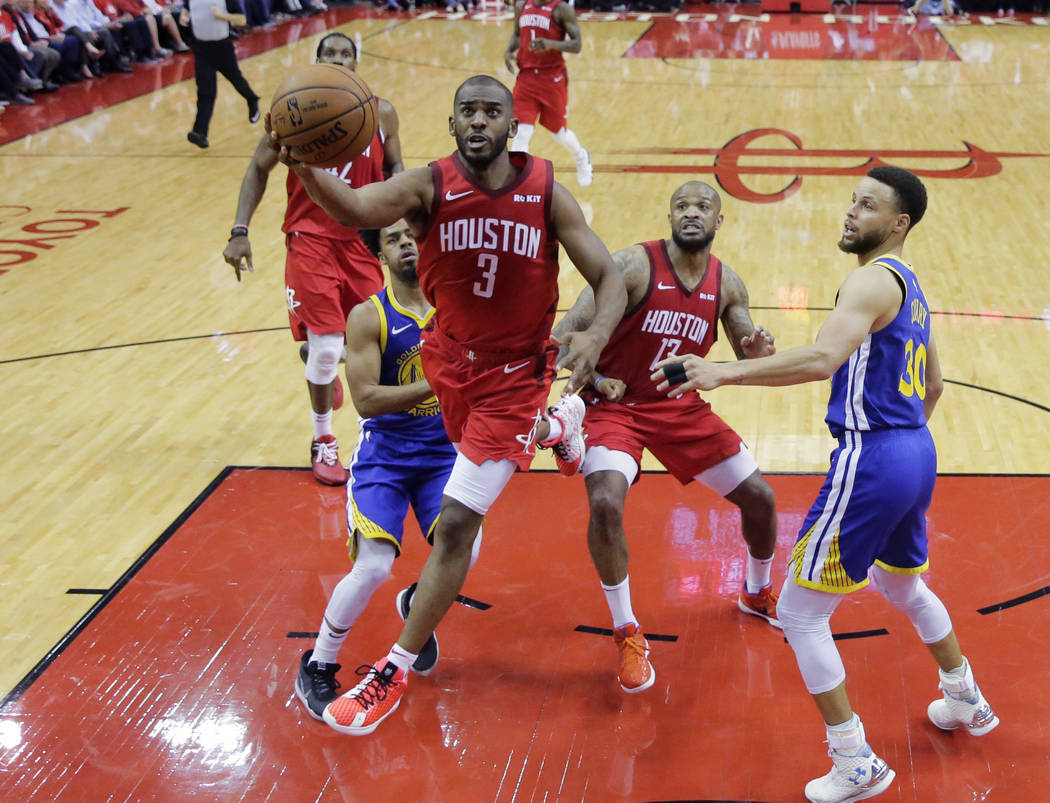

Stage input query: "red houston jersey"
[
  {"left": 419, "top": 151, "right": 560, "bottom": 356},
  {"left": 597, "top": 240, "right": 722, "bottom": 402},
  {"left": 516, "top": 0, "right": 566, "bottom": 71},
  {"left": 283, "top": 127, "right": 385, "bottom": 239}
]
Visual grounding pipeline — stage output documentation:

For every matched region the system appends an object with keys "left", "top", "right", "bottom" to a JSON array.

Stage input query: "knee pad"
[
  {"left": 777, "top": 576, "right": 847, "bottom": 695},
  {"left": 512, "top": 123, "right": 534, "bottom": 153},
  {"left": 870, "top": 565, "right": 952, "bottom": 644},
  {"left": 349, "top": 533, "right": 395, "bottom": 591},
  {"left": 304, "top": 331, "right": 343, "bottom": 385}
]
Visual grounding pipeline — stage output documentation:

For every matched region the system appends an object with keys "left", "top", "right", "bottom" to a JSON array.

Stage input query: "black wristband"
[
  {"left": 230, "top": 225, "right": 248, "bottom": 240},
  {"left": 663, "top": 361, "right": 688, "bottom": 386}
]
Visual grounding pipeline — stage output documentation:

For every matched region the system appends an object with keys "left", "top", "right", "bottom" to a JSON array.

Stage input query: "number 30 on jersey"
[{"left": 898, "top": 338, "right": 927, "bottom": 399}]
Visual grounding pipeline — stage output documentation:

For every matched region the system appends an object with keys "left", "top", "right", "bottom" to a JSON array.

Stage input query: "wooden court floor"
[{"left": 2, "top": 5, "right": 1049, "bottom": 800}]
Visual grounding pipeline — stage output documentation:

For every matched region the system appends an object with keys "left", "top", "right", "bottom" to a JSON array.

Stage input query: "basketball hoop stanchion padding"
[{"left": 761, "top": 0, "right": 831, "bottom": 11}]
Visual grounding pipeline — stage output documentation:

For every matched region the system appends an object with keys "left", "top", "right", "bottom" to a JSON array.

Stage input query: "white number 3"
[{"left": 473, "top": 253, "right": 498, "bottom": 298}]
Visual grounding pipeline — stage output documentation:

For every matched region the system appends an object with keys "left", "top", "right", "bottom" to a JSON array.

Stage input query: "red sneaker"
[
  {"left": 613, "top": 623, "right": 655, "bottom": 694},
  {"left": 323, "top": 660, "right": 408, "bottom": 735},
  {"left": 311, "top": 435, "right": 348, "bottom": 486},
  {"left": 545, "top": 393, "right": 586, "bottom": 476},
  {"left": 738, "top": 583, "right": 781, "bottom": 628}
]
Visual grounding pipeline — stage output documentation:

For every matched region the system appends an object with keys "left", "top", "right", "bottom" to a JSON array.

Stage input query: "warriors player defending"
[
  {"left": 655, "top": 167, "right": 997, "bottom": 803},
  {"left": 273, "top": 75, "right": 627, "bottom": 735},
  {"left": 295, "top": 220, "right": 483, "bottom": 722},
  {"left": 504, "top": 0, "right": 593, "bottom": 187},
  {"left": 553, "top": 181, "right": 780, "bottom": 694},
  {"left": 223, "top": 33, "right": 402, "bottom": 486}
]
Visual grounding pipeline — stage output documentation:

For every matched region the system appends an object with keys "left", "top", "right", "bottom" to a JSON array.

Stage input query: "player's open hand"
[
  {"left": 555, "top": 330, "right": 605, "bottom": 394},
  {"left": 740, "top": 325, "right": 775, "bottom": 359},
  {"left": 265, "top": 113, "right": 302, "bottom": 168},
  {"left": 223, "top": 237, "right": 253, "bottom": 281},
  {"left": 528, "top": 39, "right": 550, "bottom": 52},
  {"left": 651, "top": 354, "right": 724, "bottom": 397},
  {"left": 504, "top": 50, "right": 517, "bottom": 74}
]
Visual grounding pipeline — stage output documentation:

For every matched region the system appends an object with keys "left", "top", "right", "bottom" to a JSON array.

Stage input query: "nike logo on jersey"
[
  {"left": 391, "top": 324, "right": 413, "bottom": 335},
  {"left": 553, "top": 75, "right": 564, "bottom": 82},
  {"left": 504, "top": 360, "right": 531, "bottom": 374},
  {"left": 445, "top": 189, "right": 474, "bottom": 201},
  {"left": 657, "top": 282, "right": 676, "bottom": 290}
]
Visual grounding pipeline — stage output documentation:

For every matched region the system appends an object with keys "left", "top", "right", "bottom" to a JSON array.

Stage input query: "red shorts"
[
  {"left": 583, "top": 396, "right": 743, "bottom": 484},
  {"left": 420, "top": 324, "right": 557, "bottom": 471},
  {"left": 513, "top": 66, "right": 569, "bottom": 132},
  {"left": 284, "top": 231, "right": 384, "bottom": 341}
]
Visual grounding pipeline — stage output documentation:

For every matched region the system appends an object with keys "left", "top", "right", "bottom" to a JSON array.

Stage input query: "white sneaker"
[
  {"left": 927, "top": 659, "right": 999, "bottom": 736},
  {"left": 804, "top": 745, "right": 895, "bottom": 803},
  {"left": 545, "top": 393, "right": 586, "bottom": 476},
  {"left": 574, "top": 149, "right": 592, "bottom": 187}
]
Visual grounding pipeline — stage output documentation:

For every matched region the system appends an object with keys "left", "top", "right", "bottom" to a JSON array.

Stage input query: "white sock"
[
  {"left": 312, "top": 408, "right": 333, "bottom": 438},
  {"left": 512, "top": 122, "right": 534, "bottom": 152},
  {"left": 553, "top": 126, "right": 584, "bottom": 158},
  {"left": 745, "top": 552, "right": 774, "bottom": 594},
  {"left": 827, "top": 713, "right": 866, "bottom": 754},
  {"left": 312, "top": 616, "right": 350, "bottom": 665},
  {"left": 602, "top": 575, "right": 637, "bottom": 630},
  {"left": 541, "top": 416, "right": 563, "bottom": 446},
  {"left": 386, "top": 643, "right": 417, "bottom": 673}
]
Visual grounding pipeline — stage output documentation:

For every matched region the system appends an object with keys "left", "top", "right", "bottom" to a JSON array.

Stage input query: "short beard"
[
  {"left": 394, "top": 265, "right": 419, "bottom": 286},
  {"left": 837, "top": 230, "right": 882, "bottom": 255},
  {"left": 671, "top": 229, "right": 715, "bottom": 253},
  {"left": 456, "top": 130, "right": 509, "bottom": 169}
]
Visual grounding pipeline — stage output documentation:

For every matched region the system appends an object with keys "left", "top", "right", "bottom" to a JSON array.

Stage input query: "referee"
[{"left": 179, "top": 0, "right": 260, "bottom": 149}]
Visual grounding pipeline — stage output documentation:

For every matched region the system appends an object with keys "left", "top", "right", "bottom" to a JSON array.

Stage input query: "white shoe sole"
[
  {"left": 737, "top": 596, "right": 783, "bottom": 629},
  {"left": 322, "top": 697, "right": 402, "bottom": 735},
  {"left": 927, "top": 700, "right": 1000, "bottom": 735},
  {"left": 620, "top": 663, "right": 655, "bottom": 694},
  {"left": 805, "top": 768, "right": 895, "bottom": 802}
]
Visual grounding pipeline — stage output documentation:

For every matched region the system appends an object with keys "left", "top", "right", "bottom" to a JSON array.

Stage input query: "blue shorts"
[
  {"left": 790, "top": 427, "right": 936, "bottom": 593},
  {"left": 345, "top": 426, "right": 457, "bottom": 559}
]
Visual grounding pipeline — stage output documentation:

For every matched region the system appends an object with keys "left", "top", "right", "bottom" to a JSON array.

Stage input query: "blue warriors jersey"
[
  {"left": 826, "top": 254, "right": 931, "bottom": 437},
  {"left": 366, "top": 288, "right": 446, "bottom": 441}
]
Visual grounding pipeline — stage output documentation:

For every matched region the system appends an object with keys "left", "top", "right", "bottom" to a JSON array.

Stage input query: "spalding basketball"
[{"left": 269, "top": 64, "right": 378, "bottom": 169}]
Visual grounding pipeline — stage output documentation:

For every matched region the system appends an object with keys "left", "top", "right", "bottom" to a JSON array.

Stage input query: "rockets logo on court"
[
  {"left": 286, "top": 97, "right": 303, "bottom": 127},
  {"left": 286, "top": 286, "right": 301, "bottom": 315}
]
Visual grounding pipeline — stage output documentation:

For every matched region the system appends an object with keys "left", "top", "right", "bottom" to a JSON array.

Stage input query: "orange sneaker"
[
  {"left": 323, "top": 660, "right": 408, "bottom": 735},
  {"left": 613, "top": 623, "right": 655, "bottom": 693},
  {"left": 311, "top": 435, "right": 348, "bottom": 486},
  {"left": 738, "top": 583, "right": 782, "bottom": 629}
]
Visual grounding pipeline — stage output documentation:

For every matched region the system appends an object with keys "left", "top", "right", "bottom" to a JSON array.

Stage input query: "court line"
[
  {"left": 977, "top": 585, "right": 1050, "bottom": 615},
  {"left": 575, "top": 624, "right": 679, "bottom": 642}
]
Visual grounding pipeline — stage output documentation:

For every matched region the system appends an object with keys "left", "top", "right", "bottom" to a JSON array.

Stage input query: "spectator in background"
[
  {"left": 93, "top": 0, "right": 157, "bottom": 62},
  {"left": 0, "top": 42, "right": 34, "bottom": 101},
  {"left": 178, "top": 0, "right": 259, "bottom": 149},
  {"left": 31, "top": 0, "right": 94, "bottom": 79},
  {"left": 2, "top": 0, "right": 62, "bottom": 86},
  {"left": 0, "top": 27, "right": 51, "bottom": 93},
  {"left": 112, "top": 0, "right": 173, "bottom": 58},
  {"left": 49, "top": 0, "right": 133, "bottom": 73}
]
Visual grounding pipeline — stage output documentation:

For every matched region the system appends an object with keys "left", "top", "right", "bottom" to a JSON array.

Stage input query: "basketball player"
[
  {"left": 272, "top": 74, "right": 627, "bottom": 735},
  {"left": 294, "top": 219, "right": 484, "bottom": 722},
  {"left": 654, "top": 167, "right": 998, "bottom": 802},
  {"left": 552, "top": 181, "right": 780, "bottom": 695},
  {"left": 503, "top": 0, "right": 593, "bottom": 187},
  {"left": 223, "top": 32, "right": 403, "bottom": 486}
]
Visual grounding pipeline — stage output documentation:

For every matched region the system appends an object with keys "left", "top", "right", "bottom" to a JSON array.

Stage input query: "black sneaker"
[
  {"left": 248, "top": 96, "right": 260, "bottom": 124},
  {"left": 295, "top": 649, "right": 341, "bottom": 720},
  {"left": 395, "top": 583, "right": 439, "bottom": 675},
  {"left": 187, "top": 131, "right": 209, "bottom": 149}
]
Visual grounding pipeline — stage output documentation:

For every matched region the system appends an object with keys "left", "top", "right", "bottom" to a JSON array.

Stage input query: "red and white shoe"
[
  {"left": 323, "top": 660, "right": 408, "bottom": 735},
  {"left": 613, "top": 622, "right": 655, "bottom": 694},
  {"left": 311, "top": 435, "right": 348, "bottom": 486},
  {"left": 738, "top": 583, "right": 782, "bottom": 629},
  {"left": 544, "top": 393, "right": 586, "bottom": 476}
]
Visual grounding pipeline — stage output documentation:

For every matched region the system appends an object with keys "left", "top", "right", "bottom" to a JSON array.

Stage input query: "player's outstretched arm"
[
  {"left": 223, "top": 134, "right": 280, "bottom": 280},
  {"left": 378, "top": 99, "right": 404, "bottom": 177},
  {"left": 653, "top": 264, "right": 899, "bottom": 396},
  {"left": 293, "top": 162, "right": 431, "bottom": 231},
  {"left": 345, "top": 301, "right": 435, "bottom": 418},
  {"left": 550, "top": 182, "right": 627, "bottom": 392},
  {"left": 719, "top": 264, "right": 775, "bottom": 360}
]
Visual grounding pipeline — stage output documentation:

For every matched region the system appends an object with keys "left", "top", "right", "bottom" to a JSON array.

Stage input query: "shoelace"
[
  {"left": 618, "top": 633, "right": 648, "bottom": 663},
  {"left": 314, "top": 439, "right": 339, "bottom": 466},
  {"left": 310, "top": 663, "right": 341, "bottom": 698},
  {"left": 349, "top": 664, "right": 396, "bottom": 710}
]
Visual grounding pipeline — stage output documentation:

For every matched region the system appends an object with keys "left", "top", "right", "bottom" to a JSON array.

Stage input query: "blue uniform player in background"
[
  {"left": 295, "top": 219, "right": 482, "bottom": 729},
  {"left": 651, "top": 167, "right": 998, "bottom": 803}
]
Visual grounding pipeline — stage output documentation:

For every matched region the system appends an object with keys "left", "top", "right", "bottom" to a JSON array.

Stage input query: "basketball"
[{"left": 269, "top": 64, "right": 378, "bottom": 169}]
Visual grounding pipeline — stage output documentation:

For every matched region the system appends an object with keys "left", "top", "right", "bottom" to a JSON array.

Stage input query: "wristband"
[
  {"left": 230, "top": 225, "right": 248, "bottom": 240},
  {"left": 593, "top": 374, "right": 609, "bottom": 387},
  {"left": 663, "top": 361, "right": 688, "bottom": 386}
]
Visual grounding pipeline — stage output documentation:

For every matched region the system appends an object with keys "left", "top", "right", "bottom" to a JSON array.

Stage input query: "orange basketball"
[{"left": 269, "top": 64, "right": 378, "bottom": 169}]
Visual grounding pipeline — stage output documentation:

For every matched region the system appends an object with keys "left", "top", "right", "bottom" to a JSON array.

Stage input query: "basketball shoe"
[
  {"left": 927, "top": 659, "right": 999, "bottom": 736},
  {"left": 295, "top": 649, "right": 341, "bottom": 720},
  {"left": 395, "top": 583, "right": 439, "bottom": 675},
  {"left": 575, "top": 148, "right": 593, "bottom": 187},
  {"left": 311, "top": 435, "right": 348, "bottom": 485},
  {"left": 738, "top": 583, "right": 782, "bottom": 628},
  {"left": 613, "top": 623, "right": 655, "bottom": 693},
  {"left": 544, "top": 393, "right": 586, "bottom": 476},
  {"left": 323, "top": 660, "right": 408, "bottom": 735},
  {"left": 805, "top": 744, "right": 895, "bottom": 803}
]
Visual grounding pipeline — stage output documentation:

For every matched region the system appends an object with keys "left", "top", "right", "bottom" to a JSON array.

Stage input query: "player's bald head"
[
  {"left": 454, "top": 75, "right": 514, "bottom": 110},
  {"left": 671, "top": 181, "right": 721, "bottom": 212}
]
